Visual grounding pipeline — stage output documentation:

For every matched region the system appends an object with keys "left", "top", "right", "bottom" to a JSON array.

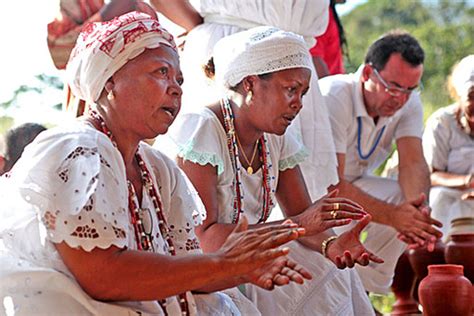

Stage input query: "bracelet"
[{"left": 321, "top": 236, "right": 338, "bottom": 258}]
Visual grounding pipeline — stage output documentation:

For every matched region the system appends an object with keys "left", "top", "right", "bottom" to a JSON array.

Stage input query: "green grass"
[
  {"left": 370, "top": 292, "right": 396, "bottom": 315},
  {"left": 0, "top": 116, "right": 14, "bottom": 135}
]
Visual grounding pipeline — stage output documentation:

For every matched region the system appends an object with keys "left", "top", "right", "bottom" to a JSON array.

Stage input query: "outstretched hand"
[
  {"left": 248, "top": 256, "right": 312, "bottom": 290},
  {"left": 218, "top": 216, "right": 311, "bottom": 289},
  {"left": 326, "top": 215, "right": 384, "bottom": 269},
  {"left": 297, "top": 190, "right": 368, "bottom": 236}
]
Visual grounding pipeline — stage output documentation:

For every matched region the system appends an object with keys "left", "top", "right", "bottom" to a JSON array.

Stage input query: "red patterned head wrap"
[{"left": 66, "top": 11, "right": 176, "bottom": 104}]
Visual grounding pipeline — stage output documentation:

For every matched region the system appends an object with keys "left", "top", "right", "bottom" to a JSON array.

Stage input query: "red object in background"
[
  {"left": 418, "top": 264, "right": 473, "bottom": 316},
  {"left": 444, "top": 233, "right": 474, "bottom": 283},
  {"left": 47, "top": 0, "right": 104, "bottom": 69},
  {"left": 407, "top": 239, "right": 446, "bottom": 281},
  {"left": 390, "top": 252, "right": 421, "bottom": 315},
  {"left": 309, "top": 8, "right": 345, "bottom": 75}
]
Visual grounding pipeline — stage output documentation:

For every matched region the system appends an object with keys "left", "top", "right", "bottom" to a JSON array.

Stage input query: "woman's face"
[
  {"left": 249, "top": 67, "right": 311, "bottom": 135},
  {"left": 108, "top": 46, "right": 183, "bottom": 138},
  {"left": 460, "top": 86, "right": 474, "bottom": 119}
]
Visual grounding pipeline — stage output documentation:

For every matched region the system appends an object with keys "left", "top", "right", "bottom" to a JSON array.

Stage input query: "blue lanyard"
[{"left": 357, "top": 117, "right": 386, "bottom": 160}]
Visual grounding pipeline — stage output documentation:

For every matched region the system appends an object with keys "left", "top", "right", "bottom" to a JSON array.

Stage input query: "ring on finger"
[
  {"left": 330, "top": 210, "right": 337, "bottom": 219},
  {"left": 333, "top": 202, "right": 340, "bottom": 210}
]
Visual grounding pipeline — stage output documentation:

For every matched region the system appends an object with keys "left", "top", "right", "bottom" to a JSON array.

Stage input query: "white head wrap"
[
  {"left": 452, "top": 55, "right": 474, "bottom": 98},
  {"left": 212, "top": 26, "right": 313, "bottom": 88},
  {"left": 66, "top": 12, "right": 176, "bottom": 104}
]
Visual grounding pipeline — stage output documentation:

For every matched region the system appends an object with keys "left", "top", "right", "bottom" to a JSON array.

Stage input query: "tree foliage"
[
  {"left": 0, "top": 74, "right": 63, "bottom": 110},
  {"left": 342, "top": 0, "right": 474, "bottom": 110}
]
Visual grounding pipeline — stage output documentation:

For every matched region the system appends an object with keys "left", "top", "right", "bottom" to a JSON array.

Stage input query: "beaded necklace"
[
  {"left": 89, "top": 110, "right": 189, "bottom": 316},
  {"left": 220, "top": 98, "right": 274, "bottom": 224}
]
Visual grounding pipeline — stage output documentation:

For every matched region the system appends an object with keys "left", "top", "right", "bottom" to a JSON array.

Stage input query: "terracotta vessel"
[
  {"left": 407, "top": 239, "right": 445, "bottom": 281},
  {"left": 391, "top": 252, "right": 420, "bottom": 315},
  {"left": 407, "top": 239, "right": 445, "bottom": 302},
  {"left": 418, "top": 264, "right": 473, "bottom": 316},
  {"left": 450, "top": 217, "right": 474, "bottom": 235},
  {"left": 444, "top": 233, "right": 474, "bottom": 283}
]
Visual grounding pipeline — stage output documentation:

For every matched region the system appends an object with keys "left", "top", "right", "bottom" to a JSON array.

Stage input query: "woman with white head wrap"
[
  {"left": 169, "top": 26, "right": 379, "bottom": 315},
  {"left": 166, "top": 0, "right": 339, "bottom": 202},
  {"left": 0, "top": 12, "right": 313, "bottom": 315},
  {"left": 423, "top": 55, "right": 474, "bottom": 240}
]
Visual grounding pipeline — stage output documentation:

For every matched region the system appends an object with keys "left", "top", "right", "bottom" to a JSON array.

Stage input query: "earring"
[
  {"left": 107, "top": 90, "right": 115, "bottom": 101},
  {"left": 245, "top": 90, "right": 253, "bottom": 104}
]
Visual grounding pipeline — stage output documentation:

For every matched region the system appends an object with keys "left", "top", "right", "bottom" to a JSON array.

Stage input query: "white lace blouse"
[
  {"left": 167, "top": 107, "right": 308, "bottom": 224},
  {"left": 0, "top": 121, "right": 209, "bottom": 315}
]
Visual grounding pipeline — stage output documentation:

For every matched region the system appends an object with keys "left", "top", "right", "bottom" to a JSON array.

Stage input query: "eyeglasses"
[{"left": 370, "top": 64, "right": 423, "bottom": 97}]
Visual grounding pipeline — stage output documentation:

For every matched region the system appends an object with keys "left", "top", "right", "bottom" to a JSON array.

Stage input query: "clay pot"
[
  {"left": 445, "top": 233, "right": 474, "bottom": 283},
  {"left": 407, "top": 240, "right": 445, "bottom": 281},
  {"left": 418, "top": 264, "right": 473, "bottom": 316},
  {"left": 407, "top": 240, "right": 446, "bottom": 302},
  {"left": 391, "top": 252, "right": 420, "bottom": 315},
  {"left": 450, "top": 217, "right": 474, "bottom": 235}
]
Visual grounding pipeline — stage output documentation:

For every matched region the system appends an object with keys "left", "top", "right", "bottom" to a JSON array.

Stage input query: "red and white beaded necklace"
[
  {"left": 220, "top": 98, "right": 274, "bottom": 224},
  {"left": 89, "top": 110, "right": 189, "bottom": 315}
]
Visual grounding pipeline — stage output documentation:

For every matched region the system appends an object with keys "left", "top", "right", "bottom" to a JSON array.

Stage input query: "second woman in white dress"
[{"left": 168, "top": 26, "right": 381, "bottom": 315}]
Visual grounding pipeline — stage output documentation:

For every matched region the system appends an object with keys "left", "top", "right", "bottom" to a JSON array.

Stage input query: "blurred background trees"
[{"left": 342, "top": 1, "right": 473, "bottom": 312}]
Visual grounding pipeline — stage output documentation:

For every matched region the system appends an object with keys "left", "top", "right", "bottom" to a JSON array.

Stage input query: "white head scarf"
[
  {"left": 452, "top": 55, "right": 474, "bottom": 98},
  {"left": 66, "top": 12, "right": 176, "bottom": 104},
  {"left": 212, "top": 26, "right": 313, "bottom": 88}
]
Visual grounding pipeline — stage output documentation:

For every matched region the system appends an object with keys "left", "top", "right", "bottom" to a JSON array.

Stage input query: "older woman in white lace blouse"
[{"left": 0, "top": 10, "right": 313, "bottom": 316}]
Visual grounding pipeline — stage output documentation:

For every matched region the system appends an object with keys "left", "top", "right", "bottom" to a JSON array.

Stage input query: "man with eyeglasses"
[{"left": 316, "top": 30, "right": 442, "bottom": 296}]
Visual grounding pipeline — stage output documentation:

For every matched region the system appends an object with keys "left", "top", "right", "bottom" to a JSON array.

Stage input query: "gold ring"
[
  {"left": 331, "top": 210, "right": 337, "bottom": 219},
  {"left": 334, "top": 203, "right": 340, "bottom": 210}
]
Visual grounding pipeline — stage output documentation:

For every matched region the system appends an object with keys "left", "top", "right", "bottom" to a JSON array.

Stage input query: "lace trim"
[
  {"left": 48, "top": 230, "right": 129, "bottom": 252},
  {"left": 177, "top": 141, "right": 225, "bottom": 175},
  {"left": 279, "top": 146, "right": 310, "bottom": 171}
]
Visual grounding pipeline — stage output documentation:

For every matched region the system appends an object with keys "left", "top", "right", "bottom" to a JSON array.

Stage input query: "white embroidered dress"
[
  {"left": 179, "top": 0, "right": 339, "bottom": 201},
  {"left": 423, "top": 105, "right": 474, "bottom": 239},
  {"left": 167, "top": 108, "right": 374, "bottom": 316},
  {"left": 0, "top": 122, "right": 245, "bottom": 315}
]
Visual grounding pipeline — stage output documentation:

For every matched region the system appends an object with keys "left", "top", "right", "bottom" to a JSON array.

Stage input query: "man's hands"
[
  {"left": 326, "top": 215, "right": 384, "bottom": 268},
  {"left": 218, "top": 217, "right": 311, "bottom": 290},
  {"left": 392, "top": 193, "right": 443, "bottom": 251}
]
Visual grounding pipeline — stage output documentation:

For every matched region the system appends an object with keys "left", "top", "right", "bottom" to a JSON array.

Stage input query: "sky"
[{"left": 0, "top": 0, "right": 367, "bottom": 126}]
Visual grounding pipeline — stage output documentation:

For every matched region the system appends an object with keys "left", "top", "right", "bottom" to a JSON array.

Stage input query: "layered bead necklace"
[
  {"left": 88, "top": 110, "right": 189, "bottom": 316},
  {"left": 220, "top": 98, "right": 274, "bottom": 224}
]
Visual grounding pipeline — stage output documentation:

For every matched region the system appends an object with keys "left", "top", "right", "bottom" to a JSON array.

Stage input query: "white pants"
[
  {"left": 334, "top": 176, "right": 407, "bottom": 294},
  {"left": 430, "top": 186, "right": 474, "bottom": 242},
  {"left": 244, "top": 240, "right": 374, "bottom": 316}
]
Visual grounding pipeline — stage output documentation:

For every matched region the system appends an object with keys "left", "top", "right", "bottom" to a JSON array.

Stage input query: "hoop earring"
[
  {"left": 107, "top": 90, "right": 115, "bottom": 101},
  {"left": 245, "top": 90, "right": 253, "bottom": 104}
]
